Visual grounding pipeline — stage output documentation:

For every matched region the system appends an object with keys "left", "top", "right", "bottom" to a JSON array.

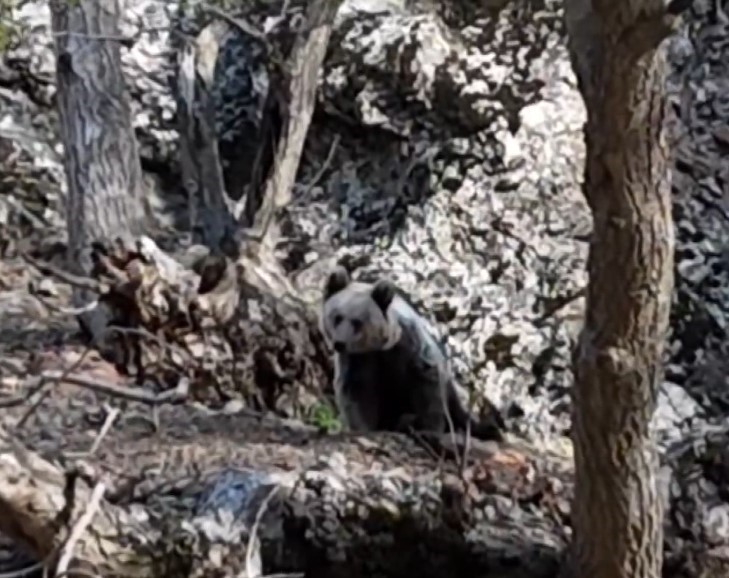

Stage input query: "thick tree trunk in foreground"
[
  {"left": 564, "top": 1, "right": 686, "bottom": 577},
  {"left": 50, "top": 0, "right": 146, "bottom": 274}
]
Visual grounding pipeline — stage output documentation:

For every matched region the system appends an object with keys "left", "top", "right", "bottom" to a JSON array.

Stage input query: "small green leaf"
[{"left": 307, "top": 402, "right": 342, "bottom": 433}]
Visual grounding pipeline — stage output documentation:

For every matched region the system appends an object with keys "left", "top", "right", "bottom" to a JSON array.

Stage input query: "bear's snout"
[{"left": 333, "top": 341, "right": 346, "bottom": 353}]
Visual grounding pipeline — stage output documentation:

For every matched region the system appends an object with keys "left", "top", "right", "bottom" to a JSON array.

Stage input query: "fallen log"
[
  {"left": 15, "top": 232, "right": 729, "bottom": 577},
  {"left": 0, "top": 407, "right": 572, "bottom": 578},
  {"left": 2, "top": 393, "right": 729, "bottom": 577},
  {"left": 0, "top": 429, "right": 157, "bottom": 577}
]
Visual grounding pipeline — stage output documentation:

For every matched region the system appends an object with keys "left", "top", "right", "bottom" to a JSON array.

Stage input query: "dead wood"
[
  {"left": 245, "top": 0, "right": 343, "bottom": 251},
  {"left": 0, "top": 411, "right": 572, "bottom": 578},
  {"left": 2, "top": 375, "right": 728, "bottom": 578},
  {"left": 176, "top": 19, "right": 240, "bottom": 252},
  {"left": 175, "top": 0, "right": 341, "bottom": 258},
  {"left": 63, "top": 235, "right": 331, "bottom": 418},
  {"left": 0, "top": 430, "right": 157, "bottom": 577}
]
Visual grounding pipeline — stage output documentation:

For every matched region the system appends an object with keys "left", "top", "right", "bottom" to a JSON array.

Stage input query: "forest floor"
[{"left": 0, "top": 244, "right": 478, "bottom": 572}]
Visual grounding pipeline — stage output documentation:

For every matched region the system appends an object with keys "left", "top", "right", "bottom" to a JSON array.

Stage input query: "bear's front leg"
[
  {"left": 334, "top": 355, "right": 380, "bottom": 432},
  {"left": 339, "top": 391, "right": 380, "bottom": 432}
]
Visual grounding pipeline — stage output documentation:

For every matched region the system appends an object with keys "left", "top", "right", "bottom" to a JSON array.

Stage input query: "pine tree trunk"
[
  {"left": 563, "top": 1, "right": 686, "bottom": 577},
  {"left": 50, "top": 0, "right": 146, "bottom": 274}
]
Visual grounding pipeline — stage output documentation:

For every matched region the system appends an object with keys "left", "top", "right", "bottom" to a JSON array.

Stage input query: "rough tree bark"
[
  {"left": 176, "top": 19, "right": 240, "bottom": 253},
  {"left": 563, "top": 1, "right": 688, "bottom": 577},
  {"left": 0, "top": 417, "right": 573, "bottom": 578},
  {"left": 174, "top": 0, "right": 341, "bottom": 257},
  {"left": 246, "top": 0, "right": 342, "bottom": 251},
  {"left": 50, "top": 0, "right": 146, "bottom": 335}
]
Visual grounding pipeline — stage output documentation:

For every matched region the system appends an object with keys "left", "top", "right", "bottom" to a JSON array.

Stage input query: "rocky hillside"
[{"left": 1, "top": 0, "right": 728, "bottom": 452}]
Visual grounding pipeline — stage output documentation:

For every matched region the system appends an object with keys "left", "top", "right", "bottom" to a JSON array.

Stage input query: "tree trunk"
[
  {"left": 50, "top": 0, "right": 147, "bottom": 343},
  {"left": 176, "top": 20, "right": 240, "bottom": 253},
  {"left": 563, "top": 2, "right": 686, "bottom": 578},
  {"left": 247, "top": 0, "right": 343, "bottom": 251},
  {"left": 50, "top": 0, "right": 146, "bottom": 277}
]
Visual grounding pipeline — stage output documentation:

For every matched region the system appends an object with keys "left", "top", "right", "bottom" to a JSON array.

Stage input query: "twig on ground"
[
  {"left": 54, "top": 480, "right": 106, "bottom": 578},
  {"left": 106, "top": 325, "right": 192, "bottom": 365},
  {"left": 15, "top": 346, "right": 95, "bottom": 429},
  {"left": 246, "top": 486, "right": 304, "bottom": 578},
  {"left": 407, "top": 429, "right": 444, "bottom": 463},
  {"left": 14, "top": 385, "right": 52, "bottom": 430},
  {"left": 87, "top": 405, "right": 120, "bottom": 456},
  {"left": 39, "top": 372, "right": 190, "bottom": 406},
  {"left": 33, "top": 292, "right": 99, "bottom": 316},
  {"left": 0, "top": 395, "right": 26, "bottom": 408}
]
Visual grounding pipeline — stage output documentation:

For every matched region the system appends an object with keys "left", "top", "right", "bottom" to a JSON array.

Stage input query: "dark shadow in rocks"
[{"left": 274, "top": 113, "right": 438, "bottom": 275}]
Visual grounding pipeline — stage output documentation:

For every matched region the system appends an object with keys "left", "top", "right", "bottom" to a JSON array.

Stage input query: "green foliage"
[{"left": 307, "top": 402, "right": 342, "bottom": 433}]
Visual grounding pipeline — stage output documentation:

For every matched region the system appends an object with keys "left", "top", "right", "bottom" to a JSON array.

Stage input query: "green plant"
[{"left": 307, "top": 402, "right": 341, "bottom": 433}]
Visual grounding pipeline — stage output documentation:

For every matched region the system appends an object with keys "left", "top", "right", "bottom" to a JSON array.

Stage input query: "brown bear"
[{"left": 320, "top": 266, "right": 504, "bottom": 441}]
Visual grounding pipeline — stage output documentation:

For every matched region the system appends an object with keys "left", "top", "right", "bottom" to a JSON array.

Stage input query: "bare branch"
[
  {"left": 54, "top": 481, "right": 106, "bottom": 577},
  {"left": 38, "top": 372, "right": 190, "bottom": 406},
  {"left": 300, "top": 133, "right": 340, "bottom": 199},
  {"left": 200, "top": 2, "right": 266, "bottom": 40}
]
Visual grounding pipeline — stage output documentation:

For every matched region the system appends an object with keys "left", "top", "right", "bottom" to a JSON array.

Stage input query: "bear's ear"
[
  {"left": 324, "top": 266, "right": 351, "bottom": 298},
  {"left": 371, "top": 279, "right": 395, "bottom": 313}
]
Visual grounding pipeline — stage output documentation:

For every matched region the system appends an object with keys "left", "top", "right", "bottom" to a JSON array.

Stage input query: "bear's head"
[{"left": 320, "top": 266, "right": 402, "bottom": 354}]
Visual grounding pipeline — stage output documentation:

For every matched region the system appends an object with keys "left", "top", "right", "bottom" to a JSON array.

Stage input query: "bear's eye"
[
  {"left": 333, "top": 314, "right": 343, "bottom": 326},
  {"left": 351, "top": 319, "right": 363, "bottom": 333}
]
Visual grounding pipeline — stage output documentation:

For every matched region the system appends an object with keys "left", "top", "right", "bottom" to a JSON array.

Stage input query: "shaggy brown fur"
[{"left": 320, "top": 266, "right": 504, "bottom": 441}]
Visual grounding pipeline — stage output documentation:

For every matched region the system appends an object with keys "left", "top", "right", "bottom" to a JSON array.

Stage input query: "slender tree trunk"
[
  {"left": 176, "top": 20, "right": 239, "bottom": 253},
  {"left": 563, "top": 1, "right": 687, "bottom": 577},
  {"left": 50, "top": 0, "right": 146, "bottom": 274}
]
